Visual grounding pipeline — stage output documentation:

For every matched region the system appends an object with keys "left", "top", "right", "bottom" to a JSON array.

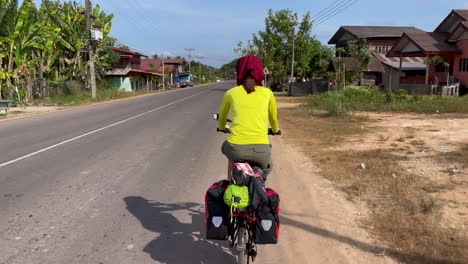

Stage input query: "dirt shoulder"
[
  {"left": 257, "top": 136, "right": 396, "bottom": 264},
  {"left": 275, "top": 96, "right": 468, "bottom": 264},
  {"left": 339, "top": 112, "right": 468, "bottom": 233},
  {"left": 0, "top": 106, "right": 66, "bottom": 120}
]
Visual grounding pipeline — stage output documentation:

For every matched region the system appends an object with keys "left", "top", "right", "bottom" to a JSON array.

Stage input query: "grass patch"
[
  {"left": 410, "top": 139, "right": 426, "bottom": 147},
  {"left": 279, "top": 106, "right": 367, "bottom": 148},
  {"left": 396, "top": 136, "right": 406, "bottom": 142},
  {"left": 278, "top": 97, "right": 468, "bottom": 264},
  {"left": 378, "top": 134, "right": 390, "bottom": 142},
  {"left": 309, "top": 86, "right": 468, "bottom": 114},
  {"left": 34, "top": 88, "right": 159, "bottom": 106}
]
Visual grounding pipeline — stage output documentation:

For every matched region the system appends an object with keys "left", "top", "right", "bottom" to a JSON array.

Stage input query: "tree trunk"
[
  {"left": 39, "top": 64, "right": 46, "bottom": 98},
  {"left": 7, "top": 43, "right": 14, "bottom": 97},
  {"left": 26, "top": 75, "right": 32, "bottom": 103}
]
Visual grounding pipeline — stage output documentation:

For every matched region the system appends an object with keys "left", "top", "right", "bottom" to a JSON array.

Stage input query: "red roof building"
[
  {"left": 140, "top": 59, "right": 187, "bottom": 75},
  {"left": 388, "top": 9, "right": 468, "bottom": 95},
  {"left": 328, "top": 26, "right": 426, "bottom": 88},
  {"left": 106, "top": 48, "right": 165, "bottom": 92}
]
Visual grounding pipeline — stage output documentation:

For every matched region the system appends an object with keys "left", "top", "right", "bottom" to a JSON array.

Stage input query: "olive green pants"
[{"left": 221, "top": 141, "right": 273, "bottom": 177}]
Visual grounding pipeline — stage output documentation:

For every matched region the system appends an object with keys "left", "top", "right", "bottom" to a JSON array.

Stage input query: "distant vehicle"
[{"left": 176, "top": 72, "right": 194, "bottom": 88}]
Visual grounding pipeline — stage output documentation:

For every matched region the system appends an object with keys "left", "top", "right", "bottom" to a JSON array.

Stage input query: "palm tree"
[{"left": 0, "top": 0, "right": 19, "bottom": 99}]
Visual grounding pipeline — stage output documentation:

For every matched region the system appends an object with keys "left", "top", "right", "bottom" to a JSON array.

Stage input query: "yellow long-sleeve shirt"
[{"left": 217, "top": 85, "right": 279, "bottom": 145}]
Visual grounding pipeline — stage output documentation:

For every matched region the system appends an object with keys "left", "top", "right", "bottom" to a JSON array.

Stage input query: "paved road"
[
  {"left": 0, "top": 82, "right": 238, "bottom": 263},
  {"left": 0, "top": 81, "right": 398, "bottom": 264}
]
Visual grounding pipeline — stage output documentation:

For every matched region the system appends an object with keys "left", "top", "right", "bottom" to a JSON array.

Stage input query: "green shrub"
[
  {"left": 310, "top": 86, "right": 468, "bottom": 114},
  {"left": 322, "top": 91, "right": 346, "bottom": 116}
]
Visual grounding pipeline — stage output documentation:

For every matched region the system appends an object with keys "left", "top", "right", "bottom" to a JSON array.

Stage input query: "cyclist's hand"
[
  {"left": 268, "top": 128, "right": 282, "bottom": 135},
  {"left": 217, "top": 128, "right": 230, "bottom": 133}
]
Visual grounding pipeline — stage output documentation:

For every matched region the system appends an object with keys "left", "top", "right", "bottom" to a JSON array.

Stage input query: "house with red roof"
[
  {"left": 388, "top": 9, "right": 468, "bottom": 95},
  {"left": 328, "top": 9, "right": 468, "bottom": 95},
  {"left": 328, "top": 26, "right": 426, "bottom": 88},
  {"left": 140, "top": 58, "right": 187, "bottom": 86},
  {"left": 106, "top": 48, "right": 165, "bottom": 92}
]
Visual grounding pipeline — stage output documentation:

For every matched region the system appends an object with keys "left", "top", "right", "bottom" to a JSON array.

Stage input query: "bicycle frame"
[{"left": 229, "top": 210, "right": 257, "bottom": 264}]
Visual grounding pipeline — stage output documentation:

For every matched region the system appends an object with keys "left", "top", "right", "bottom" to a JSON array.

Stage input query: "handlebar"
[
  {"left": 213, "top": 113, "right": 281, "bottom": 135},
  {"left": 216, "top": 128, "right": 281, "bottom": 136}
]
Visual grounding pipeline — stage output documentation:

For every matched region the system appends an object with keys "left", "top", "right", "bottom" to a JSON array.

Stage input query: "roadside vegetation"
[
  {"left": 277, "top": 95, "right": 468, "bottom": 264},
  {"left": 310, "top": 86, "right": 468, "bottom": 114},
  {"left": 33, "top": 83, "right": 164, "bottom": 107},
  {"left": 0, "top": 0, "right": 117, "bottom": 103},
  {"left": 0, "top": 1, "right": 216, "bottom": 107},
  {"left": 234, "top": 9, "right": 333, "bottom": 91}
]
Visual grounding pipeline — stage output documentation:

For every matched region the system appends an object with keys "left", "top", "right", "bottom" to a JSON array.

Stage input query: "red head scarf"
[{"left": 236, "top": 55, "right": 265, "bottom": 86}]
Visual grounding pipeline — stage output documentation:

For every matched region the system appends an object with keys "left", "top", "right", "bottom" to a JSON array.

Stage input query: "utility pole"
[
  {"left": 85, "top": 0, "right": 97, "bottom": 98},
  {"left": 291, "top": 27, "right": 296, "bottom": 85},
  {"left": 195, "top": 56, "right": 204, "bottom": 84},
  {"left": 162, "top": 54, "right": 165, "bottom": 91},
  {"left": 185, "top": 48, "right": 194, "bottom": 72}
]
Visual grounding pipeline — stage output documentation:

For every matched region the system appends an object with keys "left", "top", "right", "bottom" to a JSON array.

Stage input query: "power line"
[
  {"left": 115, "top": 40, "right": 152, "bottom": 56},
  {"left": 128, "top": 0, "right": 164, "bottom": 34},
  {"left": 313, "top": 0, "right": 347, "bottom": 21},
  {"left": 313, "top": 0, "right": 355, "bottom": 23},
  {"left": 185, "top": 48, "right": 195, "bottom": 71},
  {"left": 314, "top": 0, "right": 360, "bottom": 26},
  {"left": 97, "top": 2, "right": 161, "bottom": 55},
  {"left": 96, "top": 0, "right": 173, "bottom": 58},
  {"left": 97, "top": 0, "right": 155, "bottom": 39},
  {"left": 315, "top": 0, "right": 359, "bottom": 25}
]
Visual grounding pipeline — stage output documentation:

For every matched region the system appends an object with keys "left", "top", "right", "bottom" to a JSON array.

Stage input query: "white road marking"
[{"left": 0, "top": 89, "right": 212, "bottom": 169}]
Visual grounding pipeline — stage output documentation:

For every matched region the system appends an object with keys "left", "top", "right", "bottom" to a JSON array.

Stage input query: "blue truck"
[{"left": 174, "top": 72, "right": 194, "bottom": 88}]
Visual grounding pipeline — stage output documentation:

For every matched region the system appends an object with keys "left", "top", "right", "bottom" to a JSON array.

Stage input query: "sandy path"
[{"left": 254, "top": 136, "right": 396, "bottom": 263}]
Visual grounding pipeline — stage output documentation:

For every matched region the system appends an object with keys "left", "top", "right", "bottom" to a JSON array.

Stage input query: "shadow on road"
[
  {"left": 124, "top": 196, "right": 235, "bottom": 264},
  {"left": 282, "top": 215, "right": 464, "bottom": 264}
]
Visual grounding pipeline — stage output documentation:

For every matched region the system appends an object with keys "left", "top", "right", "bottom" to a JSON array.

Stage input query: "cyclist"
[{"left": 217, "top": 55, "right": 279, "bottom": 180}]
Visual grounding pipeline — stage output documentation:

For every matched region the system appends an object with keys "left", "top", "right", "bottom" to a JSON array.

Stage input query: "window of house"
[
  {"left": 459, "top": 58, "right": 468, "bottom": 72},
  {"left": 374, "top": 46, "right": 390, "bottom": 54}
]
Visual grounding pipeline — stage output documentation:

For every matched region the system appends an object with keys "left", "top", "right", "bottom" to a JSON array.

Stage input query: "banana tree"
[
  {"left": 10, "top": 0, "right": 42, "bottom": 100},
  {"left": 0, "top": 0, "right": 18, "bottom": 99},
  {"left": 89, "top": 4, "right": 117, "bottom": 81}
]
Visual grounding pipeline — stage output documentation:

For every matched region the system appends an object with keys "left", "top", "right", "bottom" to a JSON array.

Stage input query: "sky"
[{"left": 34, "top": 0, "right": 468, "bottom": 67}]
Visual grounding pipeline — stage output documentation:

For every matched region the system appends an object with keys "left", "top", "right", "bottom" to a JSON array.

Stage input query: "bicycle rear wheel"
[{"left": 236, "top": 227, "right": 249, "bottom": 264}]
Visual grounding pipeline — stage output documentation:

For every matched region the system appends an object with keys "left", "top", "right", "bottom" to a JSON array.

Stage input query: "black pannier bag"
[
  {"left": 205, "top": 180, "right": 230, "bottom": 240},
  {"left": 254, "top": 188, "right": 280, "bottom": 244}
]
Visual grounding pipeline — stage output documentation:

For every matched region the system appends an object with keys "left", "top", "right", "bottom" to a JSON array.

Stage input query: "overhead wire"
[
  {"left": 313, "top": 0, "right": 357, "bottom": 24},
  {"left": 131, "top": 0, "right": 165, "bottom": 34},
  {"left": 96, "top": 0, "right": 178, "bottom": 57},
  {"left": 96, "top": 0, "right": 161, "bottom": 42},
  {"left": 312, "top": 0, "right": 349, "bottom": 22},
  {"left": 86, "top": 0, "right": 236, "bottom": 66},
  {"left": 314, "top": 0, "right": 361, "bottom": 26}
]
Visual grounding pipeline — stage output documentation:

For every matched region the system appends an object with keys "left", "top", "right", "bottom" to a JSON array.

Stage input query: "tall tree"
[
  {"left": 347, "top": 38, "right": 373, "bottom": 82},
  {"left": 237, "top": 9, "right": 330, "bottom": 91}
]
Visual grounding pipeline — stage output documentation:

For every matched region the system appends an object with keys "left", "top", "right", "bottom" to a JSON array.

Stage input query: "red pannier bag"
[
  {"left": 254, "top": 188, "right": 280, "bottom": 244},
  {"left": 205, "top": 180, "right": 230, "bottom": 240}
]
